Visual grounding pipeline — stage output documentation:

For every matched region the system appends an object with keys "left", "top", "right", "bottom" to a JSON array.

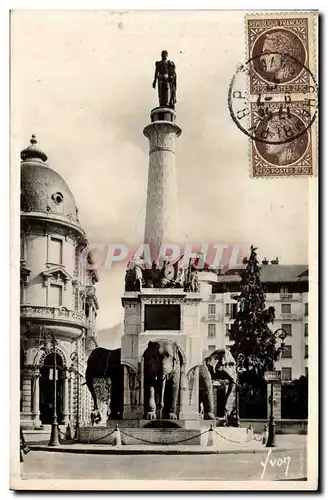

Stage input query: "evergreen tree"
[{"left": 229, "top": 245, "right": 282, "bottom": 382}]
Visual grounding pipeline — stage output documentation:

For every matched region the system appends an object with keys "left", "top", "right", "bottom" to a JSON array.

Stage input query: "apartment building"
[
  {"left": 20, "top": 136, "right": 100, "bottom": 430},
  {"left": 199, "top": 260, "right": 308, "bottom": 381}
]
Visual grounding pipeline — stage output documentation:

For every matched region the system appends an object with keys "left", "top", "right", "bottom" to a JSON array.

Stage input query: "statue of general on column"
[{"left": 152, "top": 50, "right": 177, "bottom": 109}]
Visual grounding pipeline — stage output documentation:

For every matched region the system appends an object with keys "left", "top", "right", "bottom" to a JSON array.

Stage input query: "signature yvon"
[{"left": 260, "top": 448, "right": 291, "bottom": 479}]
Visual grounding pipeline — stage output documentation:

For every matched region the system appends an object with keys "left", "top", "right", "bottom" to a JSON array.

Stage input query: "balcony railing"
[
  {"left": 280, "top": 313, "right": 302, "bottom": 320},
  {"left": 265, "top": 293, "right": 302, "bottom": 302},
  {"left": 201, "top": 314, "right": 223, "bottom": 322},
  {"left": 280, "top": 293, "right": 293, "bottom": 300},
  {"left": 21, "top": 305, "right": 86, "bottom": 325}
]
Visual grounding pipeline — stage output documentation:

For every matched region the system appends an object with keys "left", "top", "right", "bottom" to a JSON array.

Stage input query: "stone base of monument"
[
  {"left": 78, "top": 421, "right": 249, "bottom": 446},
  {"left": 106, "top": 419, "right": 210, "bottom": 429}
]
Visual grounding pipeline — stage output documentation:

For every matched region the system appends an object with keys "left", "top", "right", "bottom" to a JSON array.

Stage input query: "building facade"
[
  {"left": 198, "top": 260, "right": 309, "bottom": 381},
  {"left": 20, "top": 136, "right": 99, "bottom": 431}
]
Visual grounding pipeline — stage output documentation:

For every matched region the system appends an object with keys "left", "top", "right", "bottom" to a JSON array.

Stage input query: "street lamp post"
[
  {"left": 265, "top": 328, "right": 287, "bottom": 448},
  {"left": 41, "top": 327, "right": 60, "bottom": 447},
  {"left": 75, "top": 365, "right": 80, "bottom": 440},
  {"left": 70, "top": 352, "right": 80, "bottom": 440},
  {"left": 235, "top": 353, "right": 245, "bottom": 428}
]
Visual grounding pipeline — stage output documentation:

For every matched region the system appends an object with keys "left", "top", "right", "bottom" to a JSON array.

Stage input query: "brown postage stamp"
[
  {"left": 246, "top": 14, "right": 315, "bottom": 95},
  {"left": 228, "top": 12, "right": 318, "bottom": 178},
  {"left": 249, "top": 100, "right": 314, "bottom": 177}
]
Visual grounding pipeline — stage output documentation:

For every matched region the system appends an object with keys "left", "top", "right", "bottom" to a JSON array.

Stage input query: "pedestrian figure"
[
  {"left": 20, "top": 427, "right": 30, "bottom": 462},
  {"left": 262, "top": 424, "right": 268, "bottom": 445}
]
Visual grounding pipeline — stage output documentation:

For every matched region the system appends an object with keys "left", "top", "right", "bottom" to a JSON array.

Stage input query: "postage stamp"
[
  {"left": 228, "top": 12, "right": 318, "bottom": 178},
  {"left": 249, "top": 100, "right": 313, "bottom": 177},
  {"left": 246, "top": 13, "right": 316, "bottom": 95}
]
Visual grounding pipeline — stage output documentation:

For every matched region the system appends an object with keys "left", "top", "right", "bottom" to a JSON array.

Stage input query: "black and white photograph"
[{"left": 10, "top": 9, "right": 318, "bottom": 490}]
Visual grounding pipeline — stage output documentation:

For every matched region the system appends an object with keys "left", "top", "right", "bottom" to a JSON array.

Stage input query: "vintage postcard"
[{"left": 10, "top": 10, "right": 318, "bottom": 491}]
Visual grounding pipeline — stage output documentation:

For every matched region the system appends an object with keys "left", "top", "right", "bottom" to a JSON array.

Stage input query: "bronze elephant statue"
[
  {"left": 85, "top": 345, "right": 237, "bottom": 424},
  {"left": 143, "top": 340, "right": 181, "bottom": 420},
  {"left": 85, "top": 347, "right": 124, "bottom": 423},
  {"left": 199, "top": 348, "right": 237, "bottom": 420}
]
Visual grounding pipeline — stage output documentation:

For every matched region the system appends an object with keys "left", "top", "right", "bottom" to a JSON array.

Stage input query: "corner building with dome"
[{"left": 20, "top": 136, "right": 99, "bottom": 433}]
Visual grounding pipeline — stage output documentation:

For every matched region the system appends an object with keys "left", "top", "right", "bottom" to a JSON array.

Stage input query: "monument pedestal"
[
  {"left": 121, "top": 288, "right": 203, "bottom": 421},
  {"left": 78, "top": 420, "right": 249, "bottom": 446}
]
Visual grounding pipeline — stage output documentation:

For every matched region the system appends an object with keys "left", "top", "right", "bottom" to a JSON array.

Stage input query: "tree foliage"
[{"left": 229, "top": 245, "right": 283, "bottom": 381}]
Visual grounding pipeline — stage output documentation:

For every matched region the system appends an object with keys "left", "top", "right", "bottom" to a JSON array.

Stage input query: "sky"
[{"left": 12, "top": 10, "right": 311, "bottom": 332}]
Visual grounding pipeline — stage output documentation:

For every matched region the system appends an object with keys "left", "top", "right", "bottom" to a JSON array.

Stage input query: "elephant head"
[
  {"left": 205, "top": 348, "right": 237, "bottom": 384},
  {"left": 145, "top": 340, "right": 180, "bottom": 381}
]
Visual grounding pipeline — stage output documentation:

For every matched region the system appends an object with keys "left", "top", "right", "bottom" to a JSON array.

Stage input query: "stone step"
[{"left": 23, "top": 425, "right": 69, "bottom": 444}]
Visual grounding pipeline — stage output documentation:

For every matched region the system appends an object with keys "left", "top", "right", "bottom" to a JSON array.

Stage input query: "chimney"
[
  {"left": 271, "top": 257, "right": 279, "bottom": 265},
  {"left": 262, "top": 258, "right": 269, "bottom": 265}
]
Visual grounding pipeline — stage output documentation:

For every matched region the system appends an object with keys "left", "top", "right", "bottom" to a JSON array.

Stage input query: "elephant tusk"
[{"left": 160, "top": 378, "right": 166, "bottom": 416}]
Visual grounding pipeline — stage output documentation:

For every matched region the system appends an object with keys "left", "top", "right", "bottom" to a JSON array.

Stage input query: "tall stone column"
[
  {"left": 143, "top": 107, "right": 182, "bottom": 261},
  {"left": 31, "top": 371, "right": 41, "bottom": 429},
  {"left": 61, "top": 369, "right": 70, "bottom": 425}
]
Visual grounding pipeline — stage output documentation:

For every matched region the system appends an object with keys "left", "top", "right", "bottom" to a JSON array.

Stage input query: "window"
[
  {"left": 208, "top": 304, "right": 216, "bottom": 315},
  {"left": 304, "top": 323, "right": 308, "bottom": 337},
  {"left": 208, "top": 345, "right": 216, "bottom": 353},
  {"left": 282, "top": 324, "right": 292, "bottom": 336},
  {"left": 281, "top": 304, "right": 291, "bottom": 314},
  {"left": 226, "top": 303, "right": 237, "bottom": 319},
  {"left": 280, "top": 286, "right": 289, "bottom": 294},
  {"left": 281, "top": 367, "right": 292, "bottom": 381},
  {"left": 281, "top": 345, "right": 292, "bottom": 358},
  {"left": 48, "top": 284, "right": 62, "bottom": 307},
  {"left": 225, "top": 324, "right": 231, "bottom": 336},
  {"left": 208, "top": 324, "right": 216, "bottom": 338},
  {"left": 52, "top": 192, "right": 64, "bottom": 205},
  {"left": 304, "top": 344, "right": 308, "bottom": 359},
  {"left": 20, "top": 282, "right": 24, "bottom": 304},
  {"left": 48, "top": 237, "right": 63, "bottom": 265},
  {"left": 305, "top": 303, "right": 308, "bottom": 316}
]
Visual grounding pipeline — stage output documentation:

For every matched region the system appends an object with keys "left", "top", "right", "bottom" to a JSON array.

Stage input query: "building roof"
[
  {"left": 20, "top": 136, "right": 79, "bottom": 223},
  {"left": 217, "top": 264, "right": 308, "bottom": 283}
]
